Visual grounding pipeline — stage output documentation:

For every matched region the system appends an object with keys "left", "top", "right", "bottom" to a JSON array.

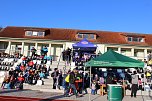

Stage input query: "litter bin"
[{"left": 107, "top": 84, "right": 123, "bottom": 101}]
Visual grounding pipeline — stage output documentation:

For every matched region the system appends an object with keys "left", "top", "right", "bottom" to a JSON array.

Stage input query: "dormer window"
[
  {"left": 33, "top": 31, "right": 38, "bottom": 36},
  {"left": 127, "top": 36, "right": 145, "bottom": 42},
  {"left": 25, "top": 31, "right": 33, "bottom": 36},
  {"left": 127, "top": 37, "right": 132, "bottom": 42},
  {"left": 90, "top": 34, "right": 95, "bottom": 39},
  {"left": 77, "top": 34, "right": 83, "bottom": 38},
  {"left": 77, "top": 32, "right": 96, "bottom": 40},
  {"left": 133, "top": 37, "right": 138, "bottom": 42},
  {"left": 139, "top": 37, "right": 144, "bottom": 42},
  {"left": 25, "top": 31, "right": 45, "bottom": 37},
  {"left": 83, "top": 34, "right": 89, "bottom": 39},
  {"left": 37, "top": 32, "right": 45, "bottom": 36}
]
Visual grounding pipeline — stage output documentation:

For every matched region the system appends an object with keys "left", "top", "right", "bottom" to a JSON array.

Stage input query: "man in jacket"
[
  {"left": 52, "top": 68, "right": 59, "bottom": 89},
  {"left": 131, "top": 71, "right": 138, "bottom": 97},
  {"left": 65, "top": 68, "right": 78, "bottom": 97}
]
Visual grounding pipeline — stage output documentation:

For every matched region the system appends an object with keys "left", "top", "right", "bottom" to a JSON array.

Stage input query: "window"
[
  {"left": 4, "top": 44, "right": 8, "bottom": 49},
  {"left": 83, "top": 34, "right": 89, "bottom": 39},
  {"left": 121, "top": 49, "right": 126, "bottom": 55},
  {"left": 37, "top": 32, "right": 45, "bottom": 36},
  {"left": 90, "top": 34, "right": 95, "bottom": 39},
  {"left": 33, "top": 31, "right": 38, "bottom": 36},
  {"left": 127, "top": 36, "right": 144, "bottom": 42},
  {"left": 139, "top": 37, "right": 144, "bottom": 42},
  {"left": 133, "top": 37, "right": 138, "bottom": 42},
  {"left": 127, "top": 37, "right": 132, "bottom": 42},
  {"left": 25, "top": 31, "right": 32, "bottom": 36},
  {"left": 134, "top": 51, "right": 138, "bottom": 57},
  {"left": 77, "top": 33, "right": 96, "bottom": 40},
  {"left": 25, "top": 31, "right": 45, "bottom": 37},
  {"left": 77, "top": 34, "right": 83, "bottom": 38}
]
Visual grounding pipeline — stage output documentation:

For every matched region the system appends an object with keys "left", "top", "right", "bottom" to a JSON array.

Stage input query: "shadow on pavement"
[
  {"left": 90, "top": 95, "right": 101, "bottom": 101},
  {"left": 40, "top": 95, "right": 76, "bottom": 101},
  {"left": 0, "top": 89, "right": 29, "bottom": 94},
  {"left": 148, "top": 90, "right": 152, "bottom": 100}
]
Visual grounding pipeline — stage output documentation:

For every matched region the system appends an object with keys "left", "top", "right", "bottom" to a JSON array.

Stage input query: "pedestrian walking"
[{"left": 65, "top": 68, "right": 78, "bottom": 97}]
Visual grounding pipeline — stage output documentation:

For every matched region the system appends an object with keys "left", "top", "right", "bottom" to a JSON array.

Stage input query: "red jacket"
[{"left": 18, "top": 77, "right": 24, "bottom": 82}]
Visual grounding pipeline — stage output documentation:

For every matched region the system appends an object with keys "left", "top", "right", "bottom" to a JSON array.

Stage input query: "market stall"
[
  {"left": 72, "top": 38, "right": 97, "bottom": 66},
  {"left": 85, "top": 49, "right": 144, "bottom": 100}
]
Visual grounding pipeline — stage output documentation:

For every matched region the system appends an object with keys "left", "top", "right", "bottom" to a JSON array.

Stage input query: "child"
[
  {"left": 1, "top": 76, "right": 10, "bottom": 89},
  {"left": 16, "top": 74, "right": 25, "bottom": 90},
  {"left": 91, "top": 80, "right": 96, "bottom": 95},
  {"left": 138, "top": 78, "right": 142, "bottom": 90}
]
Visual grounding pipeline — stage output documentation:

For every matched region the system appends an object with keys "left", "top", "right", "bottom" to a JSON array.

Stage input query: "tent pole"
[
  {"left": 89, "top": 66, "right": 91, "bottom": 101},
  {"left": 143, "top": 68, "right": 145, "bottom": 91},
  {"left": 83, "top": 66, "right": 85, "bottom": 91}
]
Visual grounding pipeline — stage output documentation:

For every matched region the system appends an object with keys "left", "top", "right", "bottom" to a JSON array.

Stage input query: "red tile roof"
[{"left": 0, "top": 26, "right": 152, "bottom": 46}]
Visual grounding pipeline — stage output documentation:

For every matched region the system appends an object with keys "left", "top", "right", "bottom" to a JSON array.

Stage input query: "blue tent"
[{"left": 72, "top": 38, "right": 97, "bottom": 51}]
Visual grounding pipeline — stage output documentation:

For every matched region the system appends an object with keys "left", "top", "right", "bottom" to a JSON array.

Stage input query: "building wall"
[
  {"left": 24, "top": 45, "right": 29, "bottom": 56},
  {"left": 0, "top": 39, "right": 151, "bottom": 61},
  {"left": 96, "top": 44, "right": 105, "bottom": 54},
  {"left": 65, "top": 42, "right": 74, "bottom": 49},
  {"left": 104, "top": 44, "right": 150, "bottom": 61},
  {"left": 51, "top": 44, "right": 63, "bottom": 61}
]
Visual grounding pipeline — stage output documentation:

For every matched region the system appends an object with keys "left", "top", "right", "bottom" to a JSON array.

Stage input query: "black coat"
[
  {"left": 69, "top": 72, "right": 75, "bottom": 84},
  {"left": 106, "top": 76, "right": 113, "bottom": 84}
]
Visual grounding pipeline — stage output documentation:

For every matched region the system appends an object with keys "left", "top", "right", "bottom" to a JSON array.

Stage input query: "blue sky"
[{"left": 1, "top": 0, "right": 152, "bottom": 33}]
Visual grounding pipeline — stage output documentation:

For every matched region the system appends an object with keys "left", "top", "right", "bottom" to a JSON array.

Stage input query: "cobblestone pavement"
[{"left": 0, "top": 89, "right": 152, "bottom": 101}]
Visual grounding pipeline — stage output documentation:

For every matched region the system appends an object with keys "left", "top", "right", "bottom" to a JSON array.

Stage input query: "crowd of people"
[
  {"left": 55, "top": 49, "right": 152, "bottom": 98},
  {"left": 1, "top": 46, "right": 52, "bottom": 90},
  {"left": 1, "top": 46, "right": 152, "bottom": 99},
  {"left": 62, "top": 48, "right": 98, "bottom": 66},
  {"left": 50, "top": 66, "right": 152, "bottom": 98},
  {"left": 51, "top": 67, "right": 90, "bottom": 97}
]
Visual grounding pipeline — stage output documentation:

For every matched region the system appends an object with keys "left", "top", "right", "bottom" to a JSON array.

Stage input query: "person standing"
[
  {"left": 41, "top": 46, "right": 48, "bottom": 56},
  {"left": 57, "top": 70, "right": 63, "bottom": 90},
  {"left": 31, "top": 47, "right": 37, "bottom": 57},
  {"left": 83, "top": 73, "right": 89, "bottom": 94},
  {"left": 105, "top": 73, "right": 113, "bottom": 92},
  {"left": 63, "top": 70, "right": 70, "bottom": 96},
  {"left": 131, "top": 71, "right": 139, "bottom": 98},
  {"left": 138, "top": 78, "right": 142, "bottom": 90},
  {"left": 52, "top": 68, "right": 59, "bottom": 89},
  {"left": 91, "top": 80, "right": 96, "bottom": 95},
  {"left": 43, "top": 46, "right": 48, "bottom": 56}
]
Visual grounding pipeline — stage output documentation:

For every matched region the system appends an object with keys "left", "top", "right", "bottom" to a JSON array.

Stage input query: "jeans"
[
  {"left": 131, "top": 84, "right": 138, "bottom": 97},
  {"left": 65, "top": 83, "right": 77, "bottom": 96},
  {"left": 91, "top": 89, "right": 95, "bottom": 95},
  {"left": 53, "top": 78, "right": 57, "bottom": 89}
]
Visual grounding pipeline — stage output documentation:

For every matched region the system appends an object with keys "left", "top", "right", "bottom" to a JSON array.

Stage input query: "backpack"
[
  {"left": 65, "top": 74, "right": 70, "bottom": 83},
  {"left": 51, "top": 72, "right": 54, "bottom": 77}
]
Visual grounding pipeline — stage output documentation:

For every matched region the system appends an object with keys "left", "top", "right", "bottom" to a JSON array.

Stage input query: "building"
[{"left": 0, "top": 26, "right": 152, "bottom": 61}]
